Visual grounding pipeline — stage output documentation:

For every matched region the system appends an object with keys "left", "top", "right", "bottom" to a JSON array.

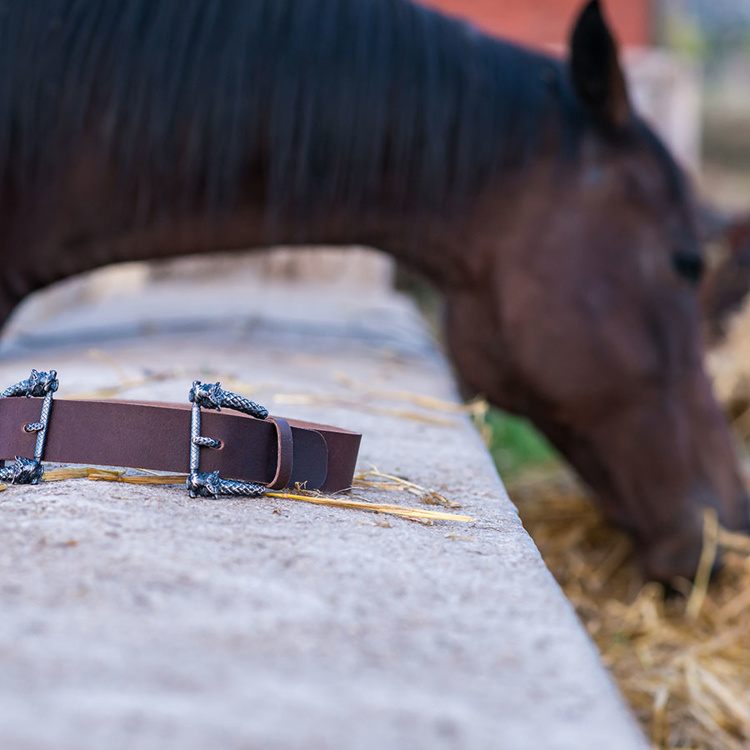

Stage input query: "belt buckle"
[
  {"left": 187, "top": 380, "right": 270, "bottom": 498},
  {"left": 0, "top": 369, "right": 59, "bottom": 484}
]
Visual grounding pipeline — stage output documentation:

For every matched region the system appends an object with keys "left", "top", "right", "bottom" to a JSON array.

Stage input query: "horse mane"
[{"left": 1, "top": 0, "right": 569, "bottom": 220}]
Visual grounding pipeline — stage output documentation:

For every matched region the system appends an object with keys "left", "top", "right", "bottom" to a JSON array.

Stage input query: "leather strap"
[{"left": 0, "top": 398, "right": 361, "bottom": 492}]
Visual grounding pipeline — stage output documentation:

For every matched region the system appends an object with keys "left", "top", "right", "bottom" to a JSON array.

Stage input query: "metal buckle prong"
[
  {"left": 187, "top": 380, "right": 268, "bottom": 498},
  {"left": 0, "top": 369, "right": 58, "bottom": 484}
]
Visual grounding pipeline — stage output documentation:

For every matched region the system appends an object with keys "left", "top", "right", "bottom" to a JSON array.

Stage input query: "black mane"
[{"left": 2, "top": 0, "right": 568, "bottom": 219}]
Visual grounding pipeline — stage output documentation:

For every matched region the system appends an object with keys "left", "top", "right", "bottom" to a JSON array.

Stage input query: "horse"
[{"left": 0, "top": 0, "right": 746, "bottom": 582}]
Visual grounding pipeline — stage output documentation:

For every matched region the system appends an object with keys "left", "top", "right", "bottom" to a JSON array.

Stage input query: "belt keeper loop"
[{"left": 266, "top": 417, "right": 293, "bottom": 490}]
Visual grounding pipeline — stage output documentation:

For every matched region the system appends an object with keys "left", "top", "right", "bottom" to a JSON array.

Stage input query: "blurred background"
[{"left": 425, "top": 0, "right": 749, "bottom": 185}]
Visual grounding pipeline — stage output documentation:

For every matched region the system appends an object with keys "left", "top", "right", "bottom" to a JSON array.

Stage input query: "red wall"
[{"left": 418, "top": 0, "right": 652, "bottom": 49}]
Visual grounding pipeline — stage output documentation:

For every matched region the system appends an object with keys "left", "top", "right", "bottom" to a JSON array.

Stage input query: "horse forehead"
[{"left": 577, "top": 120, "right": 690, "bottom": 204}]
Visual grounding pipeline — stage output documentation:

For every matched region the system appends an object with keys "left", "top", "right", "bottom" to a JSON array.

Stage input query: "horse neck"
[
  {"left": 276, "top": 208, "right": 487, "bottom": 291},
  {"left": 0, "top": 146, "right": 543, "bottom": 336}
]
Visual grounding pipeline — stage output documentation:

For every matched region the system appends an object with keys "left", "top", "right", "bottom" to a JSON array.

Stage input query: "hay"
[
  {"left": 354, "top": 467, "right": 462, "bottom": 508},
  {"left": 264, "top": 489, "right": 472, "bottom": 523},
  {"left": 497, "top": 304, "right": 750, "bottom": 748},
  {"left": 686, "top": 509, "right": 719, "bottom": 621},
  {"left": 44, "top": 466, "right": 125, "bottom": 481},
  {"left": 39, "top": 467, "right": 474, "bottom": 523},
  {"left": 507, "top": 467, "right": 750, "bottom": 750}
]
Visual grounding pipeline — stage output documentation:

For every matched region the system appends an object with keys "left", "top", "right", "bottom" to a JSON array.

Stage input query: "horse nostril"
[{"left": 672, "top": 251, "right": 704, "bottom": 285}]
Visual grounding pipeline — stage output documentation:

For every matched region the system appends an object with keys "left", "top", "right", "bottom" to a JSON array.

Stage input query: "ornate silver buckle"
[
  {"left": 186, "top": 380, "right": 270, "bottom": 498},
  {"left": 0, "top": 369, "right": 59, "bottom": 484}
]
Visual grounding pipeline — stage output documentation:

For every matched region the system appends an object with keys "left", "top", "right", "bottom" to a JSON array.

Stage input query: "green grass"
[{"left": 484, "top": 408, "right": 559, "bottom": 476}]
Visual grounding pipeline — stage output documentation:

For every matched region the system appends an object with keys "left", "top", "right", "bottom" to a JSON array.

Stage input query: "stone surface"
[
  {"left": 0, "top": 269, "right": 647, "bottom": 750},
  {"left": 7, "top": 247, "right": 393, "bottom": 336}
]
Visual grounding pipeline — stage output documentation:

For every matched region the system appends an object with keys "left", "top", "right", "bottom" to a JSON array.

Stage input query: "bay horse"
[{"left": 0, "top": 0, "right": 747, "bottom": 582}]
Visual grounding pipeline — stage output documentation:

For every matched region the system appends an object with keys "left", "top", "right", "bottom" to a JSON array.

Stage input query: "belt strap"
[{"left": 0, "top": 397, "right": 361, "bottom": 493}]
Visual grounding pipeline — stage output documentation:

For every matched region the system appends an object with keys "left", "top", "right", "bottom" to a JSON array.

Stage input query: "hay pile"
[
  {"left": 500, "top": 296, "right": 750, "bottom": 748},
  {"left": 508, "top": 467, "right": 750, "bottom": 749}
]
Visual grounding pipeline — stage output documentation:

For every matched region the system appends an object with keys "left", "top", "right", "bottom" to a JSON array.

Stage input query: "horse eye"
[{"left": 672, "top": 251, "right": 704, "bottom": 285}]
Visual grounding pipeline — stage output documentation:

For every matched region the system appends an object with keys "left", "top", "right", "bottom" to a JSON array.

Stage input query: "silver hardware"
[
  {"left": 0, "top": 456, "right": 44, "bottom": 485},
  {"left": 187, "top": 380, "right": 267, "bottom": 498},
  {"left": 189, "top": 380, "right": 268, "bottom": 419},
  {"left": 0, "top": 369, "right": 58, "bottom": 484}
]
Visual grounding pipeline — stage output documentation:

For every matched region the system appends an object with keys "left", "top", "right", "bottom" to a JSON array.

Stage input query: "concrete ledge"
[{"left": 0, "top": 270, "right": 646, "bottom": 749}]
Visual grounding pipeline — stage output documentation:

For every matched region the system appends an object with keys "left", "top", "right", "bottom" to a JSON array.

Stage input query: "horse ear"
[{"left": 569, "top": 0, "right": 631, "bottom": 128}]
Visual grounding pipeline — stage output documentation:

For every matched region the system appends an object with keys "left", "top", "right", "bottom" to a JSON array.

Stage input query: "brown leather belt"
[{"left": 0, "top": 370, "right": 361, "bottom": 495}]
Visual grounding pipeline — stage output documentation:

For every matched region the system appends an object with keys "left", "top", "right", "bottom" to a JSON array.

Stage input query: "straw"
[
  {"left": 81, "top": 469, "right": 472, "bottom": 523},
  {"left": 687, "top": 508, "right": 719, "bottom": 620},
  {"left": 353, "top": 467, "right": 460, "bottom": 508},
  {"left": 506, "top": 466, "right": 750, "bottom": 750}
]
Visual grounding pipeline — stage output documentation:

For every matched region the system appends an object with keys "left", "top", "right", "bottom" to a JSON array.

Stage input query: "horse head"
[{"left": 443, "top": 0, "right": 749, "bottom": 582}]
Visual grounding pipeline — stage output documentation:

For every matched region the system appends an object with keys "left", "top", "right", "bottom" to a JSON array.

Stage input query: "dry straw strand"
[
  {"left": 263, "top": 490, "right": 472, "bottom": 522},
  {"left": 687, "top": 508, "right": 719, "bottom": 620},
  {"left": 353, "top": 466, "right": 460, "bottom": 507},
  {"left": 82, "top": 468, "right": 472, "bottom": 522}
]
